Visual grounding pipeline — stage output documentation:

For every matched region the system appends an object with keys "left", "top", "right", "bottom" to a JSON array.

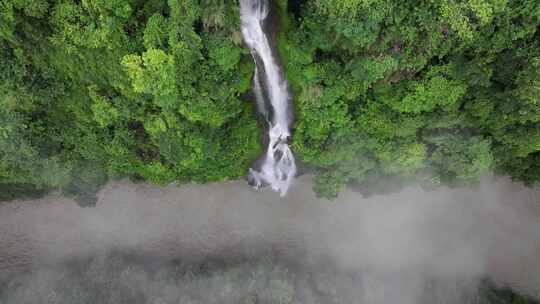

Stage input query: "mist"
[{"left": 1, "top": 175, "right": 539, "bottom": 303}]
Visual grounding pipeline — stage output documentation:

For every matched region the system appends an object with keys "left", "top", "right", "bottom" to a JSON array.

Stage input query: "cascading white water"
[{"left": 240, "top": 0, "right": 296, "bottom": 196}]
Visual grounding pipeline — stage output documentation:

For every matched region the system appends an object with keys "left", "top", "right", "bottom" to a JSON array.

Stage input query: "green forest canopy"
[{"left": 1, "top": 0, "right": 539, "bottom": 200}]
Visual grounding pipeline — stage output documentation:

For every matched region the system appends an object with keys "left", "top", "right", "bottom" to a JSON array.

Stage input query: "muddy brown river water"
[{"left": 1, "top": 176, "right": 539, "bottom": 302}]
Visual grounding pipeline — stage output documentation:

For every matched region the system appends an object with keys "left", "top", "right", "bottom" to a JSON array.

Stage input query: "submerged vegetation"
[
  {"left": 1, "top": 253, "right": 538, "bottom": 304},
  {"left": 1, "top": 0, "right": 539, "bottom": 199}
]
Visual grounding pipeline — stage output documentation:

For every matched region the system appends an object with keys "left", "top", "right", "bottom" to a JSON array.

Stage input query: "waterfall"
[{"left": 240, "top": 0, "right": 296, "bottom": 196}]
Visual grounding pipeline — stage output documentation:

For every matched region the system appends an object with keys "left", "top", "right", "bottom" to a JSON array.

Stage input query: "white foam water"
[{"left": 240, "top": 0, "right": 296, "bottom": 196}]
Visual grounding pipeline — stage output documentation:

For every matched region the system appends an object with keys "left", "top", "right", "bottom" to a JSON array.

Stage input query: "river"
[{"left": 0, "top": 176, "right": 539, "bottom": 303}]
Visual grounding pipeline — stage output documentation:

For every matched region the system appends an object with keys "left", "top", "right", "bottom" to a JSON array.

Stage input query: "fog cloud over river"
[{"left": 1, "top": 176, "right": 539, "bottom": 303}]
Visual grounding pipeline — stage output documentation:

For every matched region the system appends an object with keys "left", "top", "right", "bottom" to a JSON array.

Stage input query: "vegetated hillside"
[{"left": 1, "top": 0, "right": 539, "bottom": 200}]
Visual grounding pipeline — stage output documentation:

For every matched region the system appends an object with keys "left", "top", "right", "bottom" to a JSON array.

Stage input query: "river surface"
[{"left": 1, "top": 175, "right": 539, "bottom": 302}]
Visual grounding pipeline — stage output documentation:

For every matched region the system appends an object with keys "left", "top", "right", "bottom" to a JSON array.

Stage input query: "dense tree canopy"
[
  {"left": 282, "top": 0, "right": 540, "bottom": 197},
  {"left": 1, "top": 0, "right": 539, "bottom": 201},
  {"left": 1, "top": 0, "right": 261, "bottom": 204}
]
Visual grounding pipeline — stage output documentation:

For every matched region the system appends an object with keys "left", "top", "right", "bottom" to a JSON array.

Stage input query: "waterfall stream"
[{"left": 240, "top": 0, "right": 296, "bottom": 196}]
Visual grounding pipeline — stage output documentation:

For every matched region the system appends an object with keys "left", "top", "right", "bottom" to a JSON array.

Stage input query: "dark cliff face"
[
  {"left": 266, "top": 0, "right": 282, "bottom": 40},
  {"left": 266, "top": 0, "right": 295, "bottom": 130}
]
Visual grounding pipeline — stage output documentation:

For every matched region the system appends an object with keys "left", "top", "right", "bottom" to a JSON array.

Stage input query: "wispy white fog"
[{"left": 0, "top": 176, "right": 539, "bottom": 303}]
